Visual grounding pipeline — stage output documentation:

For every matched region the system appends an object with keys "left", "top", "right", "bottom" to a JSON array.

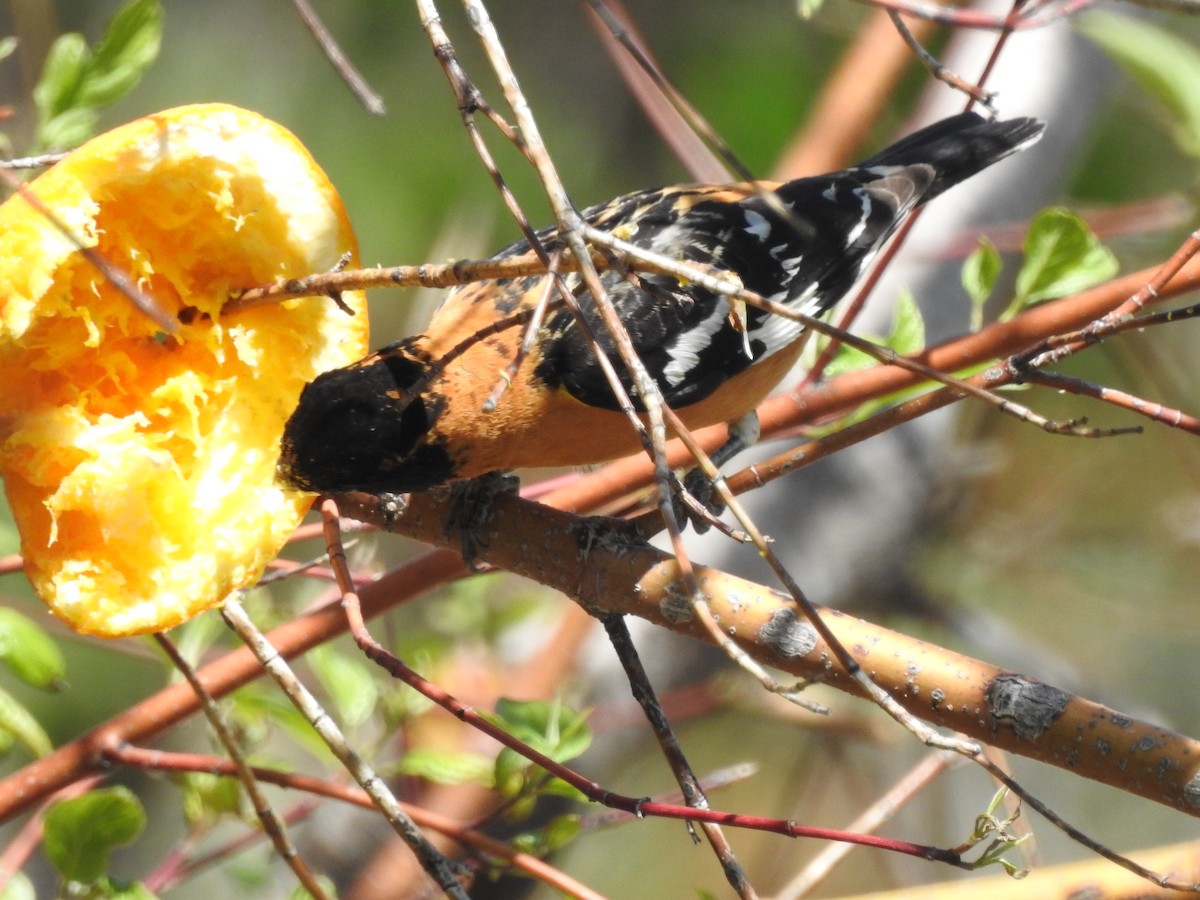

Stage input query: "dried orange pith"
[{"left": 0, "top": 104, "right": 368, "bottom": 637}]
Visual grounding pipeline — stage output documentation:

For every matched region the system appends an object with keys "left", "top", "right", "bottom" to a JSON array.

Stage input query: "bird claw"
[
  {"left": 672, "top": 468, "right": 726, "bottom": 534},
  {"left": 441, "top": 471, "right": 519, "bottom": 571}
]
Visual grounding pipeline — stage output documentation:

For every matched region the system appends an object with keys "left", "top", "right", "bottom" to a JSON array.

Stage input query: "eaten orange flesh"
[{"left": 0, "top": 104, "right": 368, "bottom": 637}]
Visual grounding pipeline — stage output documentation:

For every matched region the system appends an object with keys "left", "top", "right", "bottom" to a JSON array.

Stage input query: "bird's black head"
[{"left": 277, "top": 347, "right": 453, "bottom": 495}]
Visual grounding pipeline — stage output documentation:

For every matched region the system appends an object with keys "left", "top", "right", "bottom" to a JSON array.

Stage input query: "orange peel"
[{"left": 0, "top": 104, "right": 368, "bottom": 637}]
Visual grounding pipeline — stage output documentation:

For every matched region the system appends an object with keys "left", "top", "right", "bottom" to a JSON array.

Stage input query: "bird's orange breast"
[{"left": 413, "top": 279, "right": 807, "bottom": 478}]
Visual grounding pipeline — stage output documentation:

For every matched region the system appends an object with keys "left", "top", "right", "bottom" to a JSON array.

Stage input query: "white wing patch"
[
  {"left": 743, "top": 208, "right": 772, "bottom": 242},
  {"left": 770, "top": 249, "right": 804, "bottom": 279},
  {"left": 843, "top": 187, "right": 873, "bottom": 246},
  {"left": 662, "top": 297, "right": 731, "bottom": 386},
  {"left": 748, "top": 281, "right": 823, "bottom": 360}
]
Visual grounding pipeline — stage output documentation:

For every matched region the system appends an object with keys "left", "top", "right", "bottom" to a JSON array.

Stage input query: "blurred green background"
[{"left": 2, "top": 2, "right": 1200, "bottom": 897}]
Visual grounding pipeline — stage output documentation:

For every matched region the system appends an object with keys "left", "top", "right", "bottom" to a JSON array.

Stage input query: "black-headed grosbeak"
[{"left": 278, "top": 112, "right": 1043, "bottom": 496}]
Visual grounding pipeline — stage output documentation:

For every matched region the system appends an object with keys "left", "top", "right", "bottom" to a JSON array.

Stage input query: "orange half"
[{"left": 0, "top": 104, "right": 369, "bottom": 637}]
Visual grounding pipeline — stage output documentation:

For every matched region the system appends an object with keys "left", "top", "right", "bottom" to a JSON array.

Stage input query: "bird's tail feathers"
[{"left": 858, "top": 112, "right": 1045, "bottom": 201}]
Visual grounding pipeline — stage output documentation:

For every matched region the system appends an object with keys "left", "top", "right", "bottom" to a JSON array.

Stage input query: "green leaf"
[
  {"left": 511, "top": 814, "right": 582, "bottom": 857},
  {"left": 491, "top": 697, "right": 591, "bottom": 762},
  {"left": 179, "top": 771, "right": 243, "bottom": 828},
  {"left": 541, "top": 813, "right": 582, "bottom": 852},
  {"left": 78, "top": 0, "right": 164, "bottom": 108},
  {"left": 1078, "top": 11, "right": 1200, "bottom": 159},
  {"left": 290, "top": 876, "right": 335, "bottom": 900},
  {"left": 888, "top": 289, "right": 925, "bottom": 357},
  {"left": 1009, "top": 208, "right": 1118, "bottom": 314},
  {"left": 493, "top": 747, "right": 530, "bottom": 799},
  {"left": 79, "top": 877, "right": 158, "bottom": 899},
  {"left": 487, "top": 699, "right": 592, "bottom": 802},
  {"left": 0, "top": 684, "right": 52, "bottom": 757},
  {"left": 35, "top": 107, "right": 101, "bottom": 155},
  {"left": 43, "top": 787, "right": 146, "bottom": 884},
  {"left": 307, "top": 643, "right": 378, "bottom": 729},
  {"left": 394, "top": 748, "right": 494, "bottom": 786},
  {"left": 32, "top": 0, "right": 163, "bottom": 151},
  {"left": 170, "top": 611, "right": 226, "bottom": 676},
  {"left": 229, "top": 686, "right": 332, "bottom": 762},
  {"left": 962, "top": 237, "right": 1002, "bottom": 331},
  {"left": 0, "top": 499, "right": 18, "bottom": 556},
  {"left": 796, "top": 0, "right": 826, "bottom": 18},
  {"left": 0, "top": 37, "right": 18, "bottom": 64},
  {"left": 32, "top": 33, "right": 89, "bottom": 123},
  {"left": 821, "top": 340, "right": 874, "bottom": 380},
  {"left": 821, "top": 290, "right": 926, "bottom": 381},
  {"left": 536, "top": 776, "right": 588, "bottom": 802},
  {"left": 0, "top": 608, "right": 67, "bottom": 690}
]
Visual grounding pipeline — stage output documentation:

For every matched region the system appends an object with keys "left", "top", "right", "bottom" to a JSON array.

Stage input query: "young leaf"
[
  {"left": 229, "top": 686, "right": 332, "bottom": 762},
  {"left": 43, "top": 787, "right": 146, "bottom": 884},
  {"left": 541, "top": 814, "right": 582, "bottom": 853},
  {"left": 394, "top": 748, "right": 494, "bottom": 786},
  {"left": 493, "top": 746, "right": 531, "bottom": 800},
  {"left": 32, "top": 0, "right": 163, "bottom": 151},
  {"left": 820, "top": 340, "right": 875, "bottom": 380},
  {"left": 32, "top": 33, "right": 89, "bottom": 121},
  {"left": 888, "top": 289, "right": 925, "bottom": 357},
  {"left": 962, "top": 237, "right": 1002, "bottom": 331},
  {"left": 488, "top": 699, "right": 592, "bottom": 802},
  {"left": 1077, "top": 11, "right": 1200, "bottom": 159},
  {"left": 307, "top": 643, "right": 378, "bottom": 729},
  {"left": 511, "top": 814, "right": 583, "bottom": 857},
  {"left": 170, "top": 609, "right": 227, "bottom": 676},
  {"left": 536, "top": 775, "right": 589, "bottom": 802},
  {"left": 34, "top": 106, "right": 102, "bottom": 155},
  {"left": 1009, "top": 208, "right": 1118, "bottom": 315},
  {"left": 93, "top": 878, "right": 158, "bottom": 899},
  {"left": 78, "top": 0, "right": 164, "bottom": 108},
  {"left": 492, "top": 697, "right": 592, "bottom": 762},
  {"left": 179, "top": 771, "right": 244, "bottom": 828},
  {"left": 0, "top": 684, "right": 53, "bottom": 758},
  {"left": 0, "top": 500, "right": 17, "bottom": 556},
  {"left": 290, "top": 877, "right": 336, "bottom": 900},
  {"left": 0, "top": 608, "right": 66, "bottom": 690},
  {"left": 822, "top": 289, "right": 926, "bottom": 381}
]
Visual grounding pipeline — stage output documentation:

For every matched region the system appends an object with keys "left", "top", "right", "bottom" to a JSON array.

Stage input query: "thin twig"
[
  {"left": 219, "top": 597, "right": 470, "bottom": 899},
  {"left": 110, "top": 744, "right": 606, "bottom": 900},
  {"left": 583, "top": 0, "right": 735, "bottom": 183},
  {"left": 0, "top": 151, "right": 67, "bottom": 170},
  {"left": 851, "top": 0, "right": 1073, "bottom": 30},
  {"left": 290, "top": 0, "right": 386, "bottom": 115},
  {"left": 886, "top": 10, "right": 996, "bottom": 111},
  {"left": 601, "top": 615, "right": 753, "bottom": 893},
  {"left": 0, "top": 166, "right": 177, "bottom": 333},
  {"left": 1021, "top": 370, "right": 1200, "bottom": 435},
  {"left": 1013, "top": 228, "right": 1200, "bottom": 372},
  {"left": 778, "top": 750, "right": 963, "bottom": 898},
  {"left": 153, "top": 632, "right": 330, "bottom": 899},
  {"left": 484, "top": 250, "right": 562, "bottom": 411}
]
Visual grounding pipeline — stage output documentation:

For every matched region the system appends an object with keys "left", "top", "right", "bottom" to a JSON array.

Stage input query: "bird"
[{"left": 278, "top": 112, "right": 1044, "bottom": 499}]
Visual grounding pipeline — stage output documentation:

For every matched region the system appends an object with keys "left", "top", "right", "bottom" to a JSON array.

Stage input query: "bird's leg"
[{"left": 679, "top": 410, "right": 760, "bottom": 534}]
